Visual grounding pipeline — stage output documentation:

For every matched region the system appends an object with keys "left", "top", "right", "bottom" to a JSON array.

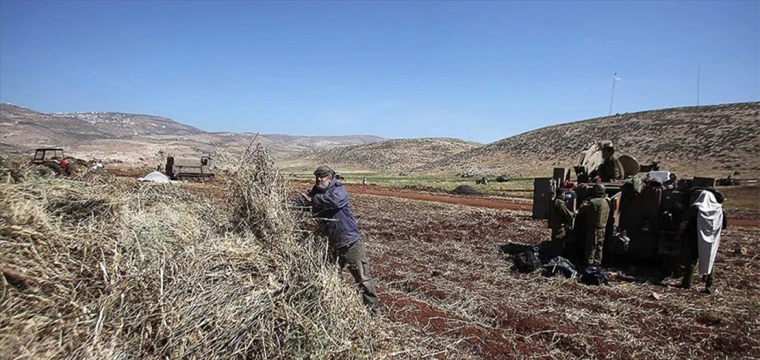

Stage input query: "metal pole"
[{"left": 608, "top": 73, "right": 617, "bottom": 116}]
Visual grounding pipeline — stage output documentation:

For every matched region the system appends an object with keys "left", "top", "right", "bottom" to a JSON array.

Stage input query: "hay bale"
[
  {"left": 0, "top": 142, "right": 428, "bottom": 359},
  {"left": 450, "top": 185, "right": 482, "bottom": 195}
]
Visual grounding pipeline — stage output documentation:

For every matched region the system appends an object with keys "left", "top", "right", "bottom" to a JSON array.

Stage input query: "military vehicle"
[
  {"left": 32, "top": 148, "right": 72, "bottom": 175},
  {"left": 532, "top": 141, "right": 717, "bottom": 270},
  {"left": 165, "top": 155, "right": 216, "bottom": 180},
  {"left": 717, "top": 172, "right": 738, "bottom": 186}
]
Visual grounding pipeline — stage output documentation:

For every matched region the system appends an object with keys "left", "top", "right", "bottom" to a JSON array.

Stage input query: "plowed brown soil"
[
  {"left": 351, "top": 193, "right": 760, "bottom": 359},
  {"left": 174, "top": 177, "right": 760, "bottom": 358},
  {"left": 291, "top": 180, "right": 758, "bottom": 227}
]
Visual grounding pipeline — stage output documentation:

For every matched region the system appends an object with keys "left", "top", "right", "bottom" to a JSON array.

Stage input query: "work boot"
[
  {"left": 680, "top": 262, "right": 694, "bottom": 289},
  {"left": 704, "top": 272, "right": 714, "bottom": 294}
]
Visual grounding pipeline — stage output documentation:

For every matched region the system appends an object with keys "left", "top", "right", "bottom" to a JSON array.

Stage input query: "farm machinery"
[
  {"left": 164, "top": 155, "right": 216, "bottom": 180},
  {"left": 532, "top": 141, "right": 718, "bottom": 270},
  {"left": 31, "top": 148, "right": 74, "bottom": 176}
]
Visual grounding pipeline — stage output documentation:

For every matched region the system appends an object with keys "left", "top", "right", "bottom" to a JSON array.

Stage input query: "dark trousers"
[
  {"left": 329, "top": 240, "right": 379, "bottom": 312},
  {"left": 682, "top": 260, "right": 715, "bottom": 293}
]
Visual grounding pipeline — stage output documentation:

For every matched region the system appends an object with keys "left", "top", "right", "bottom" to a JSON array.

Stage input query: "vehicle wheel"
[
  {"left": 66, "top": 163, "right": 78, "bottom": 176},
  {"left": 44, "top": 162, "right": 63, "bottom": 175},
  {"left": 34, "top": 165, "right": 55, "bottom": 177}
]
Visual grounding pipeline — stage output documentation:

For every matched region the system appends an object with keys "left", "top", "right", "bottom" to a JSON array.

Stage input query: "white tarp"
[
  {"left": 695, "top": 191, "right": 723, "bottom": 275},
  {"left": 137, "top": 171, "right": 176, "bottom": 184}
]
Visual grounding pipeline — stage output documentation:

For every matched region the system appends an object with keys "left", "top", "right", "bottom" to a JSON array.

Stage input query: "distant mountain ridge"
[
  {"left": 257, "top": 134, "right": 384, "bottom": 149},
  {"left": 2, "top": 102, "right": 757, "bottom": 178},
  {"left": 0, "top": 103, "right": 387, "bottom": 162},
  {"left": 51, "top": 111, "right": 205, "bottom": 137},
  {"left": 279, "top": 137, "right": 482, "bottom": 172}
]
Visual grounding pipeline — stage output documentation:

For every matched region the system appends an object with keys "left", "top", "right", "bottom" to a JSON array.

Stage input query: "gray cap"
[{"left": 314, "top": 165, "right": 334, "bottom": 178}]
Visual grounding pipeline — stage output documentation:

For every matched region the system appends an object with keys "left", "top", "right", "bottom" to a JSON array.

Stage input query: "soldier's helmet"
[{"left": 593, "top": 184, "right": 606, "bottom": 197}]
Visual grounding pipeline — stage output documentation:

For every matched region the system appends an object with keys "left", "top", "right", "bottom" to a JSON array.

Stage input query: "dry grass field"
[
  {"left": 0, "top": 152, "right": 429, "bottom": 359},
  {"left": 2, "top": 152, "right": 758, "bottom": 358},
  {"left": 3, "top": 97, "right": 759, "bottom": 358}
]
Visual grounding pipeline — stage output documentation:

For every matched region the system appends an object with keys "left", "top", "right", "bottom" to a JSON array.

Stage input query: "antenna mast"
[{"left": 608, "top": 73, "right": 619, "bottom": 116}]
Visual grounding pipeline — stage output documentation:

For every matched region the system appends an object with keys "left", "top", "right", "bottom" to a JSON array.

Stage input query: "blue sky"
[{"left": 1, "top": 1, "right": 757, "bottom": 143}]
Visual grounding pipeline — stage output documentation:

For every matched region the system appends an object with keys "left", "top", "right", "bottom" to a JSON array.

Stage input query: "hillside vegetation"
[
  {"left": 4, "top": 102, "right": 758, "bottom": 178},
  {"left": 278, "top": 137, "right": 482, "bottom": 172},
  {"left": 0, "top": 104, "right": 385, "bottom": 163},
  {"left": 415, "top": 102, "right": 760, "bottom": 178}
]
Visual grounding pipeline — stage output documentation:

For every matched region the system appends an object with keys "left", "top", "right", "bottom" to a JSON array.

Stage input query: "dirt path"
[
  {"left": 730, "top": 218, "right": 760, "bottom": 227},
  {"left": 290, "top": 180, "right": 533, "bottom": 211},
  {"left": 291, "top": 180, "right": 760, "bottom": 227},
  {"left": 355, "top": 186, "right": 533, "bottom": 211}
]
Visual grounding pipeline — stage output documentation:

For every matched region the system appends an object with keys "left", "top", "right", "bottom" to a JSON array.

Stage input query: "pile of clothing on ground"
[{"left": 509, "top": 245, "right": 609, "bottom": 286}]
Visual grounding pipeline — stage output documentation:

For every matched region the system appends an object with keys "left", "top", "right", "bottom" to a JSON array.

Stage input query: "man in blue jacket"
[{"left": 295, "top": 165, "right": 379, "bottom": 314}]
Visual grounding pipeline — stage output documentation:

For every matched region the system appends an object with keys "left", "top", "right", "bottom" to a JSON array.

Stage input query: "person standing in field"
[
  {"left": 548, "top": 188, "right": 574, "bottom": 258},
  {"left": 577, "top": 184, "right": 609, "bottom": 267},
  {"left": 294, "top": 165, "right": 379, "bottom": 314},
  {"left": 678, "top": 189, "right": 728, "bottom": 294},
  {"left": 594, "top": 143, "right": 625, "bottom": 182},
  {"left": 362, "top": 176, "right": 368, "bottom": 191}
]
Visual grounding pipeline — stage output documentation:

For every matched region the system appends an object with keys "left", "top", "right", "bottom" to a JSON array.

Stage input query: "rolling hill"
[
  {"left": 1, "top": 104, "right": 118, "bottom": 145},
  {"left": 278, "top": 137, "right": 482, "bottom": 172},
  {"left": 0, "top": 103, "right": 385, "bottom": 164},
  {"left": 51, "top": 111, "right": 205, "bottom": 137},
  {"left": 3, "top": 102, "right": 758, "bottom": 178},
  {"left": 414, "top": 102, "right": 760, "bottom": 178}
]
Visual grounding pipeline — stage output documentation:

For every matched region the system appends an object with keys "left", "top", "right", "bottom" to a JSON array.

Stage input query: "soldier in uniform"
[
  {"left": 548, "top": 188, "right": 575, "bottom": 258},
  {"left": 577, "top": 184, "right": 610, "bottom": 267},
  {"left": 594, "top": 143, "right": 625, "bottom": 182}
]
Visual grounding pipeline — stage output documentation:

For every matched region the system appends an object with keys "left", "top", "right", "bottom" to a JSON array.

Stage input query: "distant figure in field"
[{"left": 362, "top": 176, "right": 368, "bottom": 191}]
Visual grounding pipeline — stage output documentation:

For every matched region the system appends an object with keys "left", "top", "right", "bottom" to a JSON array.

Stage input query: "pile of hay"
[{"left": 0, "top": 144, "right": 424, "bottom": 359}]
